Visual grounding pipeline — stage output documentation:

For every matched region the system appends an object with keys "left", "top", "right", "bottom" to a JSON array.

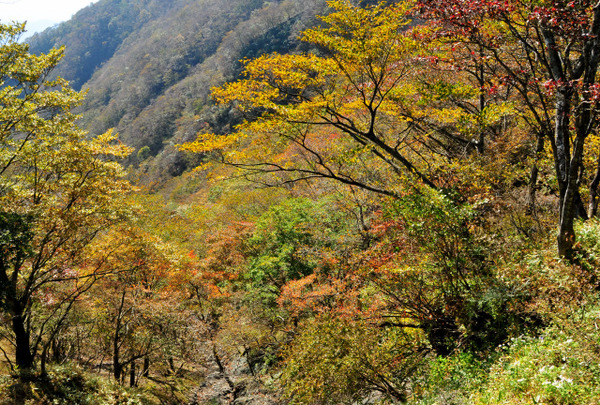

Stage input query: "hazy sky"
[{"left": 0, "top": 0, "right": 99, "bottom": 38}]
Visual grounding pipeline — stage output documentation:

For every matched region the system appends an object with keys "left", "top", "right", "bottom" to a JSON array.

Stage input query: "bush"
[
  {"left": 472, "top": 307, "right": 600, "bottom": 404},
  {"left": 281, "top": 316, "right": 426, "bottom": 404},
  {"left": 411, "top": 352, "right": 487, "bottom": 404},
  {"left": 0, "top": 364, "right": 150, "bottom": 405}
]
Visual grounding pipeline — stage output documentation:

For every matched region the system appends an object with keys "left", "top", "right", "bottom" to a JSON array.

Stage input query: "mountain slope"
[
  {"left": 28, "top": 0, "right": 184, "bottom": 90},
  {"left": 29, "top": 0, "right": 328, "bottom": 183}
]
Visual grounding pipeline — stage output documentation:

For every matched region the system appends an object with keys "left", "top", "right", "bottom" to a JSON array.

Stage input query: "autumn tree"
[
  {"left": 281, "top": 315, "right": 426, "bottom": 404},
  {"left": 83, "top": 226, "right": 194, "bottom": 386},
  {"left": 182, "top": 0, "right": 448, "bottom": 197},
  {"left": 183, "top": 0, "right": 600, "bottom": 259},
  {"left": 0, "top": 23, "right": 132, "bottom": 372},
  {"left": 418, "top": 0, "right": 600, "bottom": 257},
  {"left": 181, "top": 0, "right": 521, "bottom": 354}
]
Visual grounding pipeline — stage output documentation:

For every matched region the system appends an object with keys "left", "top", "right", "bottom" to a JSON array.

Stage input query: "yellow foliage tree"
[
  {"left": 182, "top": 0, "right": 450, "bottom": 197},
  {"left": 0, "top": 23, "right": 132, "bottom": 372}
]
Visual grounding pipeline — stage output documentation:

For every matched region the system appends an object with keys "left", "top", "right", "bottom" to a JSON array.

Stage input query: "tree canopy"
[
  {"left": 184, "top": 0, "right": 600, "bottom": 259},
  {"left": 182, "top": 0, "right": 444, "bottom": 197},
  {"left": 0, "top": 22, "right": 132, "bottom": 371}
]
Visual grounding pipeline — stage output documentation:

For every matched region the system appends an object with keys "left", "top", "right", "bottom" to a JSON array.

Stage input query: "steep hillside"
[
  {"left": 29, "top": 0, "right": 328, "bottom": 184},
  {"left": 28, "top": 0, "right": 184, "bottom": 90}
]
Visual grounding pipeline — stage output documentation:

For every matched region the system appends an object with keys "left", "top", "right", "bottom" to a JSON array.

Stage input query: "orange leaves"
[
  {"left": 278, "top": 271, "right": 367, "bottom": 319},
  {"left": 198, "top": 221, "right": 253, "bottom": 275},
  {"left": 278, "top": 274, "right": 321, "bottom": 315},
  {"left": 186, "top": 221, "right": 253, "bottom": 302},
  {"left": 278, "top": 272, "right": 364, "bottom": 318},
  {"left": 206, "top": 283, "right": 230, "bottom": 299}
]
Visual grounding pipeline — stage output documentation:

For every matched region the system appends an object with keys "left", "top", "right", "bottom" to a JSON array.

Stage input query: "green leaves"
[{"left": 245, "top": 197, "right": 343, "bottom": 291}]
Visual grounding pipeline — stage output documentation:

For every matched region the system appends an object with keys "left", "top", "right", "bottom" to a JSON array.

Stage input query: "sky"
[{"left": 0, "top": 0, "right": 99, "bottom": 38}]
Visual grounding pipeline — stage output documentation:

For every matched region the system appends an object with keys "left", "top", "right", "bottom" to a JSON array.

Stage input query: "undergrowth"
[{"left": 0, "top": 364, "right": 150, "bottom": 405}]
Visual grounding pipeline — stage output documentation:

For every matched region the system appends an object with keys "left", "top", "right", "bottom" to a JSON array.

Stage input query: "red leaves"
[
  {"left": 529, "top": 0, "right": 590, "bottom": 35},
  {"left": 543, "top": 79, "right": 559, "bottom": 95},
  {"left": 418, "top": 0, "right": 513, "bottom": 38},
  {"left": 420, "top": 0, "right": 593, "bottom": 43},
  {"left": 587, "top": 83, "right": 600, "bottom": 101},
  {"left": 487, "top": 83, "right": 500, "bottom": 96},
  {"left": 541, "top": 79, "right": 600, "bottom": 104}
]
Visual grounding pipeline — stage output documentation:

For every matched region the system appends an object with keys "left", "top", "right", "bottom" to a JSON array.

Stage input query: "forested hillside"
[
  {"left": 28, "top": 0, "right": 328, "bottom": 184},
  {"left": 3, "top": 0, "right": 600, "bottom": 404}
]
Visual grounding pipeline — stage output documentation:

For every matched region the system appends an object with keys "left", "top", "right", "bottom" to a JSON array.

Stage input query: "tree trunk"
[
  {"left": 554, "top": 85, "right": 577, "bottom": 258},
  {"left": 527, "top": 133, "right": 545, "bottom": 214},
  {"left": 12, "top": 312, "right": 34, "bottom": 371},
  {"left": 589, "top": 156, "right": 600, "bottom": 217},
  {"left": 556, "top": 2, "right": 600, "bottom": 256},
  {"left": 113, "top": 291, "right": 126, "bottom": 382},
  {"left": 557, "top": 116, "right": 589, "bottom": 257},
  {"left": 476, "top": 45, "right": 486, "bottom": 155},
  {"left": 129, "top": 360, "right": 136, "bottom": 387},
  {"left": 40, "top": 343, "right": 48, "bottom": 377},
  {"left": 142, "top": 357, "right": 150, "bottom": 378},
  {"left": 0, "top": 265, "right": 34, "bottom": 372},
  {"left": 557, "top": 175, "right": 577, "bottom": 259},
  {"left": 113, "top": 358, "right": 122, "bottom": 382}
]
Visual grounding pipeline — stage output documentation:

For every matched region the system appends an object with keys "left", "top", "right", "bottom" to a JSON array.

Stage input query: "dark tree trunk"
[
  {"left": 40, "top": 343, "right": 48, "bottom": 377},
  {"left": 129, "top": 360, "right": 136, "bottom": 387},
  {"left": 556, "top": 165, "right": 578, "bottom": 258},
  {"left": 477, "top": 45, "right": 486, "bottom": 155},
  {"left": 554, "top": 85, "right": 576, "bottom": 258},
  {"left": 142, "top": 357, "right": 150, "bottom": 378},
  {"left": 113, "top": 360, "right": 122, "bottom": 382},
  {"left": 113, "top": 291, "right": 126, "bottom": 382},
  {"left": 13, "top": 314, "right": 34, "bottom": 371},
  {"left": 556, "top": 3, "right": 600, "bottom": 256}
]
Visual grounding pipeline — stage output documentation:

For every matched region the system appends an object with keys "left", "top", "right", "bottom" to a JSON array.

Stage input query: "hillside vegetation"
[
  {"left": 2, "top": 0, "right": 600, "bottom": 404},
  {"left": 28, "top": 0, "right": 328, "bottom": 184}
]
